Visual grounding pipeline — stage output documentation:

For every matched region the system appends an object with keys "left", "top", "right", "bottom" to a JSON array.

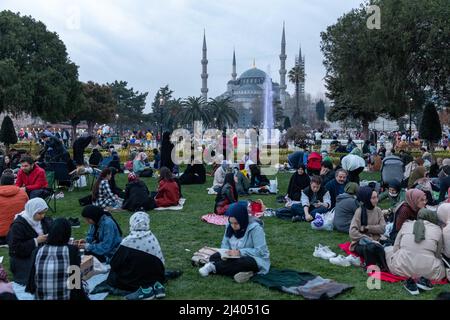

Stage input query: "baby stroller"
[{"left": 381, "top": 155, "right": 404, "bottom": 188}]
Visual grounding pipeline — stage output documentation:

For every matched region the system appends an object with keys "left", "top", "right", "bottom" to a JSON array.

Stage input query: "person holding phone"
[
  {"left": 291, "top": 176, "right": 331, "bottom": 222},
  {"left": 7, "top": 198, "right": 52, "bottom": 285}
]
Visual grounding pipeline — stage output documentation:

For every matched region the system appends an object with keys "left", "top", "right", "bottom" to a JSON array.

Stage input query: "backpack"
[{"left": 307, "top": 152, "right": 322, "bottom": 171}]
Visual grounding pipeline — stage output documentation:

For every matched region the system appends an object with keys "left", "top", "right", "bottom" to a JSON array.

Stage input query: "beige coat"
[
  {"left": 385, "top": 220, "right": 446, "bottom": 281},
  {"left": 437, "top": 203, "right": 450, "bottom": 258},
  {"left": 349, "top": 207, "right": 385, "bottom": 252}
]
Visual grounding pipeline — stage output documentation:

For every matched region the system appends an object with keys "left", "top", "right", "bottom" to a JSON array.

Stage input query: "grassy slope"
[{"left": 0, "top": 171, "right": 448, "bottom": 300}]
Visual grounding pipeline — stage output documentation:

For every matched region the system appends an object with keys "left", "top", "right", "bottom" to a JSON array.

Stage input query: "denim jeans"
[{"left": 291, "top": 204, "right": 329, "bottom": 220}]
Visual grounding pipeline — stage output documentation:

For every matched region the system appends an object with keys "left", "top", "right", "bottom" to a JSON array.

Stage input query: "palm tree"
[
  {"left": 208, "top": 97, "right": 238, "bottom": 130},
  {"left": 180, "top": 96, "right": 210, "bottom": 130},
  {"left": 288, "top": 65, "right": 305, "bottom": 123}
]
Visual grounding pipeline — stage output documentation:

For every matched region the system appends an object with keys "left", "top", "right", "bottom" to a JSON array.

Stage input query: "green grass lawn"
[{"left": 1, "top": 171, "right": 448, "bottom": 300}]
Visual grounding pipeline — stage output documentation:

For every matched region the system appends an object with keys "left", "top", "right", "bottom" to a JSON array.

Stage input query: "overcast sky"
[{"left": 1, "top": 0, "right": 362, "bottom": 112}]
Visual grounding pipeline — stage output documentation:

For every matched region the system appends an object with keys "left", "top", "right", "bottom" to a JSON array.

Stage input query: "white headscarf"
[
  {"left": 16, "top": 198, "right": 48, "bottom": 235},
  {"left": 121, "top": 212, "right": 165, "bottom": 264}
]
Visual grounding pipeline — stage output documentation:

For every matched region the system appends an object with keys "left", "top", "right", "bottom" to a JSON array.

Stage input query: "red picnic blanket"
[
  {"left": 201, "top": 214, "right": 228, "bottom": 226},
  {"left": 338, "top": 242, "right": 448, "bottom": 284}
]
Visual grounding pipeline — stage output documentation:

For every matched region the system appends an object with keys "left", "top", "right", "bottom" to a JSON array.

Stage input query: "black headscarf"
[
  {"left": 287, "top": 164, "right": 310, "bottom": 200},
  {"left": 357, "top": 186, "right": 375, "bottom": 226},
  {"left": 160, "top": 131, "right": 174, "bottom": 171},
  {"left": 81, "top": 205, "right": 123, "bottom": 237},
  {"left": 225, "top": 201, "right": 249, "bottom": 239},
  {"left": 47, "top": 218, "right": 71, "bottom": 246}
]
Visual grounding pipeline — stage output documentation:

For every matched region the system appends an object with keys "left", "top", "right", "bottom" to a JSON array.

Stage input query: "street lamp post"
[
  {"left": 159, "top": 95, "right": 165, "bottom": 146},
  {"left": 409, "top": 98, "right": 413, "bottom": 143}
]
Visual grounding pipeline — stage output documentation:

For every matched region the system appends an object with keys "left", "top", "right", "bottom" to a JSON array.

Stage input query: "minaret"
[
  {"left": 201, "top": 30, "right": 208, "bottom": 100},
  {"left": 279, "top": 22, "right": 287, "bottom": 106},
  {"left": 231, "top": 49, "right": 237, "bottom": 81}
]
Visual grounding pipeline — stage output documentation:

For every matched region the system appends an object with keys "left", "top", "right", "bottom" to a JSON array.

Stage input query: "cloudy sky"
[{"left": 1, "top": 0, "right": 362, "bottom": 112}]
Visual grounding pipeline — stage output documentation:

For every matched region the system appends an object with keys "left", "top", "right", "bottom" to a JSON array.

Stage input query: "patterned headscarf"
[{"left": 121, "top": 212, "right": 165, "bottom": 264}]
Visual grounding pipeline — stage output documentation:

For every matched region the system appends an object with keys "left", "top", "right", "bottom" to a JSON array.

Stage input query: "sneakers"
[
  {"left": 313, "top": 244, "right": 337, "bottom": 260},
  {"left": 404, "top": 278, "right": 420, "bottom": 295},
  {"left": 234, "top": 271, "right": 254, "bottom": 283},
  {"left": 55, "top": 192, "right": 64, "bottom": 200},
  {"left": 345, "top": 255, "right": 361, "bottom": 267},
  {"left": 199, "top": 262, "right": 216, "bottom": 277},
  {"left": 124, "top": 287, "right": 155, "bottom": 300},
  {"left": 329, "top": 255, "right": 351, "bottom": 267},
  {"left": 416, "top": 277, "right": 433, "bottom": 291},
  {"left": 68, "top": 218, "right": 80, "bottom": 228},
  {"left": 291, "top": 215, "right": 302, "bottom": 223},
  {"left": 153, "top": 281, "right": 166, "bottom": 299}
]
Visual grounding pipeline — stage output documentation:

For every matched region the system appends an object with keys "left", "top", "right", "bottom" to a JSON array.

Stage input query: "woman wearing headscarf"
[
  {"left": 333, "top": 182, "right": 360, "bottom": 233},
  {"left": 199, "top": 201, "right": 270, "bottom": 282},
  {"left": 286, "top": 164, "right": 310, "bottom": 202},
  {"left": 179, "top": 157, "right": 206, "bottom": 185},
  {"left": 320, "top": 160, "right": 335, "bottom": 186},
  {"left": 385, "top": 209, "right": 446, "bottom": 281},
  {"left": 408, "top": 166, "right": 426, "bottom": 189},
  {"left": 89, "top": 147, "right": 103, "bottom": 167},
  {"left": 26, "top": 218, "right": 88, "bottom": 300},
  {"left": 214, "top": 173, "right": 238, "bottom": 215},
  {"left": 108, "top": 151, "right": 123, "bottom": 173},
  {"left": 160, "top": 131, "right": 175, "bottom": 173},
  {"left": 7, "top": 198, "right": 52, "bottom": 285},
  {"left": 249, "top": 164, "right": 270, "bottom": 188},
  {"left": 212, "top": 159, "right": 227, "bottom": 192},
  {"left": 79, "top": 205, "right": 122, "bottom": 263},
  {"left": 104, "top": 212, "right": 165, "bottom": 300},
  {"left": 133, "top": 152, "right": 153, "bottom": 178},
  {"left": 122, "top": 173, "right": 152, "bottom": 212},
  {"left": 437, "top": 203, "right": 450, "bottom": 261},
  {"left": 349, "top": 186, "right": 388, "bottom": 271},
  {"left": 391, "top": 189, "right": 427, "bottom": 241}
]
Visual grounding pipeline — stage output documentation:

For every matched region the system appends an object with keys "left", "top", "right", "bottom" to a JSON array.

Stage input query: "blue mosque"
[{"left": 201, "top": 24, "right": 305, "bottom": 128}]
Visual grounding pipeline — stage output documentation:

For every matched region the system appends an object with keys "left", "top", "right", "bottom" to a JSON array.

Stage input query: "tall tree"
[
  {"left": 0, "top": 10, "right": 80, "bottom": 122},
  {"left": 208, "top": 97, "right": 238, "bottom": 129},
  {"left": 0, "top": 115, "right": 17, "bottom": 153},
  {"left": 419, "top": 102, "right": 442, "bottom": 151},
  {"left": 288, "top": 65, "right": 305, "bottom": 124},
  {"left": 315, "top": 99, "right": 326, "bottom": 121},
  {"left": 81, "top": 82, "right": 116, "bottom": 134},
  {"left": 179, "top": 96, "right": 210, "bottom": 129},
  {"left": 321, "top": 0, "right": 449, "bottom": 138},
  {"left": 109, "top": 80, "right": 148, "bottom": 132}
]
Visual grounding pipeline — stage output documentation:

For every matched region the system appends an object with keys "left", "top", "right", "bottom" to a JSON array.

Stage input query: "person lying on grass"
[{"left": 199, "top": 201, "right": 270, "bottom": 283}]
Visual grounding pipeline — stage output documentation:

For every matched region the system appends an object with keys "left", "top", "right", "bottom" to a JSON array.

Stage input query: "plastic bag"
[
  {"left": 269, "top": 178, "right": 278, "bottom": 194},
  {"left": 74, "top": 175, "right": 87, "bottom": 188},
  {"left": 311, "top": 209, "right": 334, "bottom": 231}
]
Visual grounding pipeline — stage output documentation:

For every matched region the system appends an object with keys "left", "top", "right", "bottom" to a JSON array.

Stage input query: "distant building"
[{"left": 201, "top": 23, "right": 305, "bottom": 128}]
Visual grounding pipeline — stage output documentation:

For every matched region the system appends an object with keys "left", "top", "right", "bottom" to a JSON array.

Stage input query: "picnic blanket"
[
  {"left": 251, "top": 268, "right": 353, "bottom": 300},
  {"left": 154, "top": 198, "right": 186, "bottom": 211},
  {"left": 338, "top": 242, "right": 448, "bottom": 284},
  {"left": 12, "top": 272, "right": 110, "bottom": 300},
  {"left": 201, "top": 214, "right": 228, "bottom": 226}
]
